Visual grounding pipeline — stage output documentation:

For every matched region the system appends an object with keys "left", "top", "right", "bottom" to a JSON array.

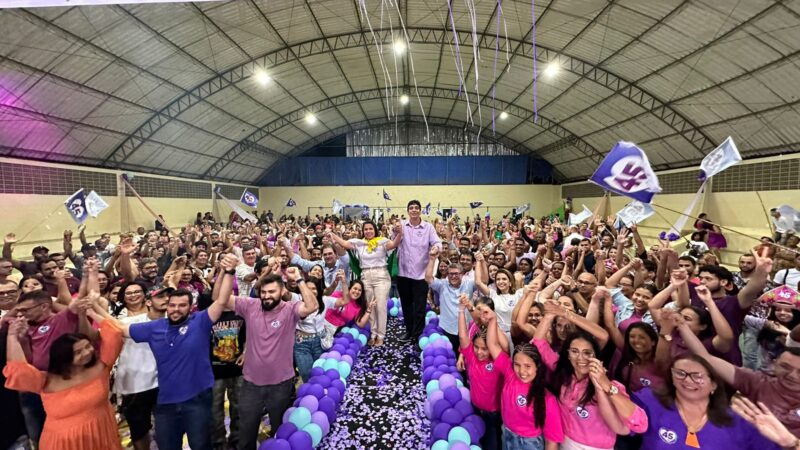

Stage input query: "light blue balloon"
[
  {"left": 431, "top": 440, "right": 450, "bottom": 450},
  {"left": 341, "top": 327, "right": 351, "bottom": 335},
  {"left": 358, "top": 334, "right": 367, "bottom": 346},
  {"left": 389, "top": 307, "right": 399, "bottom": 317},
  {"left": 425, "top": 379, "right": 440, "bottom": 395},
  {"left": 322, "top": 359, "right": 339, "bottom": 372},
  {"left": 340, "top": 377, "right": 347, "bottom": 387},
  {"left": 448, "top": 426, "right": 471, "bottom": 445},
  {"left": 312, "top": 359, "right": 324, "bottom": 368},
  {"left": 430, "top": 332, "right": 441, "bottom": 341},
  {"left": 471, "top": 446, "right": 481, "bottom": 450},
  {"left": 419, "top": 336, "right": 429, "bottom": 349},
  {"left": 288, "top": 407, "right": 312, "bottom": 429},
  {"left": 337, "top": 361, "right": 351, "bottom": 378},
  {"left": 456, "top": 379, "right": 464, "bottom": 388},
  {"left": 302, "top": 422, "right": 323, "bottom": 446}
]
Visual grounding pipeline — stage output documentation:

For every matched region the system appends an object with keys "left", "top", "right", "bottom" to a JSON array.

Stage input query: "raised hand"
[
  {"left": 4, "top": 233, "right": 17, "bottom": 244},
  {"left": 751, "top": 247, "right": 774, "bottom": 274},
  {"left": 8, "top": 317, "right": 29, "bottom": 340},
  {"left": 543, "top": 300, "right": 565, "bottom": 317},
  {"left": 731, "top": 397, "right": 797, "bottom": 448},
  {"left": 458, "top": 293, "right": 471, "bottom": 309},
  {"left": 588, "top": 358, "right": 612, "bottom": 392},
  {"left": 220, "top": 254, "right": 239, "bottom": 271},
  {"left": 285, "top": 266, "right": 301, "bottom": 282},
  {"left": 695, "top": 285, "right": 714, "bottom": 305},
  {"left": 429, "top": 246, "right": 440, "bottom": 258},
  {"left": 670, "top": 268, "right": 688, "bottom": 287}
]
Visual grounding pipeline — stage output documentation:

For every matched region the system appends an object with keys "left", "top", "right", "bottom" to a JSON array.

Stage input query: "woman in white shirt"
[
  {"left": 474, "top": 253, "right": 524, "bottom": 333},
  {"left": 327, "top": 221, "right": 403, "bottom": 346},
  {"left": 294, "top": 277, "right": 332, "bottom": 382}
]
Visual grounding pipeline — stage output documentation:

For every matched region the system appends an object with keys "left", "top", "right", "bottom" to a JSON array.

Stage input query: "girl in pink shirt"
[
  {"left": 457, "top": 299, "right": 503, "bottom": 450},
  {"left": 533, "top": 329, "right": 648, "bottom": 450},
  {"left": 321, "top": 278, "right": 373, "bottom": 349},
  {"left": 485, "top": 311, "right": 564, "bottom": 450}
]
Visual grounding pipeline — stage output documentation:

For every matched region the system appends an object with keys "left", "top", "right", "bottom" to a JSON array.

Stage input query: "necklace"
[{"left": 676, "top": 401, "right": 708, "bottom": 448}]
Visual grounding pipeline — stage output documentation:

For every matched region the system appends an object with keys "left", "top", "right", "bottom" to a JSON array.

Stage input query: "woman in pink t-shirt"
[
  {"left": 457, "top": 297, "right": 503, "bottom": 450},
  {"left": 484, "top": 310, "right": 563, "bottom": 450},
  {"left": 320, "top": 275, "right": 374, "bottom": 349}
]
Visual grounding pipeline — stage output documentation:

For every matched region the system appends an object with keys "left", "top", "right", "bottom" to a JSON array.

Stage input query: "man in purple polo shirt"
[
  {"left": 214, "top": 254, "right": 318, "bottom": 450},
  {"left": 396, "top": 200, "right": 441, "bottom": 343},
  {"left": 676, "top": 249, "right": 771, "bottom": 366}
]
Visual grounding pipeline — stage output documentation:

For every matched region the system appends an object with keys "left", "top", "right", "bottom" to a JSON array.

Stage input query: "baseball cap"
[{"left": 148, "top": 285, "right": 175, "bottom": 298}]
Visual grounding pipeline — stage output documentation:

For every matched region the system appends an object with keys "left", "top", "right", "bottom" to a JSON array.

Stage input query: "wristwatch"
[
  {"left": 607, "top": 385, "right": 619, "bottom": 396},
  {"left": 224, "top": 269, "right": 236, "bottom": 275},
  {"left": 660, "top": 333, "right": 673, "bottom": 342}
]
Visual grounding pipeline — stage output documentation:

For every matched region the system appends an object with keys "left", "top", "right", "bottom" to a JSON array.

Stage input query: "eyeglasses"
[
  {"left": 671, "top": 368, "right": 706, "bottom": 384},
  {"left": 0, "top": 290, "right": 19, "bottom": 298},
  {"left": 16, "top": 304, "right": 44, "bottom": 314},
  {"left": 568, "top": 348, "right": 595, "bottom": 359},
  {"left": 125, "top": 290, "right": 144, "bottom": 296}
]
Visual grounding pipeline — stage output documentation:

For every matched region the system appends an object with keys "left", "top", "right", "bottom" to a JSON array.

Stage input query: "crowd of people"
[{"left": 0, "top": 199, "right": 799, "bottom": 450}]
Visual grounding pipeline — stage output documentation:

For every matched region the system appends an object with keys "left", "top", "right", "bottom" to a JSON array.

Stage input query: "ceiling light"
[
  {"left": 393, "top": 40, "right": 406, "bottom": 56},
  {"left": 543, "top": 61, "right": 560, "bottom": 78},
  {"left": 305, "top": 112, "right": 317, "bottom": 125},
  {"left": 499, "top": 111, "right": 509, "bottom": 120},
  {"left": 253, "top": 70, "right": 271, "bottom": 86},
  {"left": 399, "top": 94, "right": 409, "bottom": 105}
]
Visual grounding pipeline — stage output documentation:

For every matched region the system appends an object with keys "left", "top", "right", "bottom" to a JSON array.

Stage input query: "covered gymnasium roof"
[{"left": 1, "top": 0, "right": 799, "bottom": 183}]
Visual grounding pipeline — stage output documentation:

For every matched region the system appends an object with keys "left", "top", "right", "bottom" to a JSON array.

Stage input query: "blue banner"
[
  {"left": 65, "top": 189, "right": 89, "bottom": 224},
  {"left": 240, "top": 189, "right": 259, "bottom": 208},
  {"left": 589, "top": 141, "right": 661, "bottom": 204}
]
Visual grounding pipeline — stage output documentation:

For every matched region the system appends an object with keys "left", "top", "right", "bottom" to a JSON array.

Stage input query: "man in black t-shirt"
[{"left": 207, "top": 301, "right": 246, "bottom": 450}]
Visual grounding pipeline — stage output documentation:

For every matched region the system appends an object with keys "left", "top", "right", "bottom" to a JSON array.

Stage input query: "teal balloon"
[
  {"left": 322, "top": 359, "right": 339, "bottom": 372},
  {"left": 288, "top": 407, "right": 312, "bottom": 429},
  {"left": 337, "top": 361, "right": 351, "bottom": 378},
  {"left": 431, "top": 440, "right": 450, "bottom": 450},
  {"left": 425, "top": 380, "right": 440, "bottom": 395},
  {"left": 448, "top": 426, "right": 471, "bottom": 445},
  {"left": 358, "top": 334, "right": 367, "bottom": 346},
  {"left": 302, "top": 423, "right": 323, "bottom": 446},
  {"left": 456, "top": 379, "right": 463, "bottom": 388},
  {"left": 341, "top": 327, "right": 351, "bottom": 334},
  {"left": 471, "top": 446, "right": 481, "bottom": 450},
  {"left": 340, "top": 377, "right": 347, "bottom": 387},
  {"left": 349, "top": 329, "right": 360, "bottom": 339},
  {"left": 430, "top": 332, "right": 441, "bottom": 341},
  {"left": 419, "top": 336, "right": 429, "bottom": 349},
  {"left": 312, "top": 359, "right": 324, "bottom": 368},
  {"left": 389, "top": 307, "right": 399, "bottom": 316}
]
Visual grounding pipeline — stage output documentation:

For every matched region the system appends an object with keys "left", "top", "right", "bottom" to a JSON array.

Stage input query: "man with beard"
[
  {"left": 38, "top": 258, "right": 79, "bottom": 296},
  {"left": 214, "top": 254, "right": 319, "bottom": 450},
  {"left": 125, "top": 286, "right": 230, "bottom": 450},
  {"left": 677, "top": 249, "right": 772, "bottom": 367},
  {"left": 115, "top": 285, "right": 169, "bottom": 450},
  {"left": 135, "top": 257, "right": 163, "bottom": 290}
]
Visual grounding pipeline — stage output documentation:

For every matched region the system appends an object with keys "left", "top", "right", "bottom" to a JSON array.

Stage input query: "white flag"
[
  {"left": 215, "top": 188, "right": 258, "bottom": 223},
  {"left": 776, "top": 205, "right": 800, "bottom": 233},
  {"left": 516, "top": 203, "right": 530, "bottom": 215},
  {"left": 85, "top": 191, "right": 109, "bottom": 218},
  {"left": 568, "top": 205, "right": 593, "bottom": 226},
  {"left": 332, "top": 199, "right": 343, "bottom": 215},
  {"left": 616, "top": 201, "right": 655, "bottom": 227},
  {"left": 700, "top": 136, "right": 741, "bottom": 180}
]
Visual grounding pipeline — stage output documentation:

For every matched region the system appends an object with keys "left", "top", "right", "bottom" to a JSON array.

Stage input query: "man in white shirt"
[
  {"left": 235, "top": 246, "right": 258, "bottom": 297},
  {"left": 775, "top": 254, "right": 800, "bottom": 289},
  {"left": 117, "top": 286, "right": 169, "bottom": 450},
  {"left": 772, "top": 208, "right": 795, "bottom": 242}
]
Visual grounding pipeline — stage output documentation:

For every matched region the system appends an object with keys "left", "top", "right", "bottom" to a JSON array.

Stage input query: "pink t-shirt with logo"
[
  {"left": 495, "top": 352, "right": 564, "bottom": 441},
  {"left": 27, "top": 309, "right": 79, "bottom": 370},
  {"left": 460, "top": 343, "right": 501, "bottom": 412},
  {"left": 235, "top": 297, "right": 301, "bottom": 386},
  {"left": 324, "top": 300, "right": 361, "bottom": 327}
]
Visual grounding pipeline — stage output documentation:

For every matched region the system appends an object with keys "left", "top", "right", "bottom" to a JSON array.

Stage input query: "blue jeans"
[
  {"left": 19, "top": 392, "right": 45, "bottom": 445},
  {"left": 294, "top": 334, "right": 323, "bottom": 382},
  {"left": 502, "top": 426, "right": 544, "bottom": 450},
  {"left": 154, "top": 388, "right": 213, "bottom": 450},
  {"left": 476, "top": 408, "right": 501, "bottom": 450}
]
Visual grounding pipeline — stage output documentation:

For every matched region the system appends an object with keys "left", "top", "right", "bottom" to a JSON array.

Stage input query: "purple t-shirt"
[
  {"left": 235, "top": 297, "right": 301, "bottom": 386},
  {"left": 634, "top": 388, "right": 780, "bottom": 450},
  {"left": 27, "top": 310, "right": 79, "bottom": 370},
  {"left": 397, "top": 220, "right": 440, "bottom": 280},
  {"left": 689, "top": 285, "right": 748, "bottom": 366}
]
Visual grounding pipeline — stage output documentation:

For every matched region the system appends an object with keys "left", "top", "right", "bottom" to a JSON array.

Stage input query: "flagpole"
[
  {"left": 650, "top": 202, "right": 799, "bottom": 255},
  {"left": 14, "top": 202, "right": 67, "bottom": 244},
  {"left": 120, "top": 175, "right": 175, "bottom": 236}
]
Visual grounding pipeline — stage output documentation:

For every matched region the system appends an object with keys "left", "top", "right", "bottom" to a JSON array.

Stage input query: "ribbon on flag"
[
  {"left": 568, "top": 205, "right": 593, "bottom": 226},
  {"left": 615, "top": 201, "right": 655, "bottom": 227},
  {"left": 85, "top": 190, "right": 109, "bottom": 218},
  {"left": 65, "top": 189, "right": 88, "bottom": 224},
  {"left": 215, "top": 188, "right": 258, "bottom": 223},
  {"left": 589, "top": 141, "right": 661, "bottom": 204},
  {"left": 240, "top": 189, "right": 259, "bottom": 208}
]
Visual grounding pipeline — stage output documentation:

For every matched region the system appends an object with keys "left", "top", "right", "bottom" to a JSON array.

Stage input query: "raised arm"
[
  {"left": 606, "top": 259, "right": 636, "bottom": 289},
  {"left": 457, "top": 294, "right": 472, "bottom": 349},
  {"left": 385, "top": 221, "right": 403, "bottom": 251},
  {"left": 473, "top": 252, "right": 490, "bottom": 295},
  {"left": 3, "top": 233, "right": 25, "bottom": 270},
  {"left": 737, "top": 248, "right": 772, "bottom": 309},
  {"left": 601, "top": 291, "right": 625, "bottom": 349},
  {"left": 514, "top": 287, "right": 538, "bottom": 338},
  {"left": 484, "top": 309, "right": 503, "bottom": 360},
  {"left": 211, "top": 254, "right": 240, "bottom": 318},
  {"left": 545, "top": 297, "right": 609, "bottom": 348},
  {"left": 327, "top": 230, "right": 355, "bottom": 251},
  {"left": 695, "top": 285, "right": 734, "bottom": 353},
  {"left": 675, "top": 312, "right": 735, "bottom": 385},
  {"left": 424, "top": 246, "right": 440, "bottom": 285}
]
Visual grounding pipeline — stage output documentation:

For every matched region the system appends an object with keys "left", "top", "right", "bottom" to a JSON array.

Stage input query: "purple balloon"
[
  {"left": 449, "top": 442, "right": 470, "bottom": 450},
  {"left": 341, "top": 355, "right": 353, "bottom": 365},
  {"left": 328, "top": 351, "right": 342, "bottom": 360},
  {"left": 348, "top": 343, "right": 360, "bottom": 352},
  {"left": 311, "top": 410, "right": 330, "bottom": 435},
  {"left": 458, "top": 387, "right": 471, "bottom": 401},
  {"left": 432, "top": 422, "right": 452, "bottom": 441},
  {"left": 275, "top": 423, "right": 297, "bottom": 440},
  {"left": 424, "top": 398, "right": 433, "bottom": 419},
  {"left": 258, "top": 438, "right": 291, "bottom": 450},
  {"left": 464, "top": 414, "right": 485, "bottom": 437},
  {"left": 461, "top": 421, "right": 482, "bottom": 441},
  {"left": 447, "top": 357, "right": 456, "bottom": 366},
  {"left": 432, "top": 398, "right": 451, "bottom": 419},
  {"left": 441, "top": 407, "right": 464, "bottom": 425},
  {"left": 438, "top": 373, "right": 456, "bottom": 390},
  {"left": 330, "top": 379, "right": 345, "bottom": 393},
  {"left": 324, "top": 369, "right": 340, "bottom": 381},
  {"left": 318, "top": 397, "right": 337, "bottom": 423},
  {"left": 443, "top": 386, "right": 462, "bottom": 405},
  {"left": 326, "top": 386, "right": 342, "bottom": 404},
  {"left": 282, "top": 407, "right": 296, "bottom": 424},
  {"left": 297, "top": 384, "right": 310, "bottom": 398},
  {"left": 306, "top": 384, "right": 325, "bottom": 400},
  {"left": 454, "top": 399, "right": 473, "bottom": 417},
  {"left": 298, "top": 395, "right": 319, "bottom": 413},
  {"left": 423, "top": 356, "right": 435, "bottom": 367},
  {"left": 429, "top": 389, "right": 445, "bottom": 404},
  {"left": 287, "top": 431, "right": 313, "bottom": 450}
]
